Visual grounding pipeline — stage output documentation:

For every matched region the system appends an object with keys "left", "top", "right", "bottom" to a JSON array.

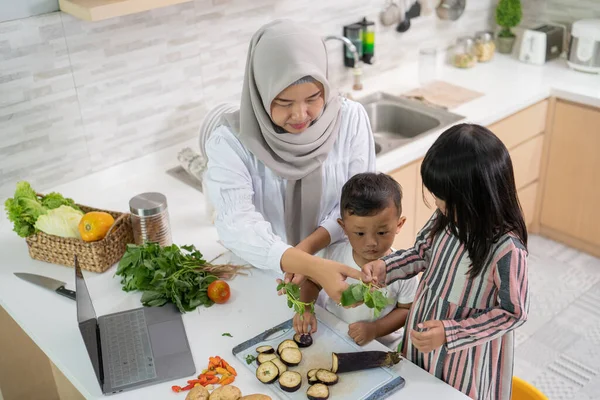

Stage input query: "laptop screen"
[{"left": 75, "top": 257, "right": 104, "bottom": 388}]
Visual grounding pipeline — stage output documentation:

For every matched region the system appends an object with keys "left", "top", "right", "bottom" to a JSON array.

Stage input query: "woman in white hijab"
[{"left": 204, "top": 20, "right": 376, "bottom": 302}]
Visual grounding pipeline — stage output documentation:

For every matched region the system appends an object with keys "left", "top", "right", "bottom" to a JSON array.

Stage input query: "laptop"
[{"left": 75, "top": 257, "right": 196, "bottom": 395}]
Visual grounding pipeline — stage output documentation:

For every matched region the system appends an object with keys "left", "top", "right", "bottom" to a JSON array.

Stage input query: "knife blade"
[{"left": 14, "top": 272, "right": 76, "bottom": 300}]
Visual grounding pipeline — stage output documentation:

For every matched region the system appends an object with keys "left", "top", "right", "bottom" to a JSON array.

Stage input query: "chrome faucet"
[{"left": 324, "top": 35, "right": 363, "bottom": 90}]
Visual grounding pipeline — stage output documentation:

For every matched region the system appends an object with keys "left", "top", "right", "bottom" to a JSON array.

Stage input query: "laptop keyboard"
[{"left": 104, "top": 310, "right": 157, "bottom": 388}]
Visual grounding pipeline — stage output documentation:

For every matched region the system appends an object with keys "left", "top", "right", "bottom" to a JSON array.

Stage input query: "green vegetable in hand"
[
  {"left": 277, "top": 282, "right": 315, "bottom": 316},
  {"left": 116, "top": 242, "right": 246, "bottom": 313},
  {"left": 4, "top": 181, "right": 80, "bottom": 238},
  {"left": 340, "top": 281, "right": 394, "bottom": 318},
  {"left": 34, "top": 205, "right": 83, "bottom": 238}
]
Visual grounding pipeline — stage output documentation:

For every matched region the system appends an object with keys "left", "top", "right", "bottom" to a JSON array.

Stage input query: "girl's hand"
[
  {"left": 293, "top": 312, "right": 317, "bottom": 334},
  {"left": 276, "top": 273, "right": 306, "bottom": 295},
  {"left": 316, "top": 263, "right": 361, "bottom": 304},
  {"left": 410, "top": 320, "right": 446, "bottom": 353},
  {"left": 348, "top": 321, "right": 377, "bottom": 346},
  {"left": 362, "top": 259, "right": 386, "bottom": 286}
]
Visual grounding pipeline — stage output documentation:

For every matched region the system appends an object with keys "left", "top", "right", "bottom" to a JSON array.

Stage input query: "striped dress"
[{"left": 382, "top": 214, "right": 529, "bottom": 400}]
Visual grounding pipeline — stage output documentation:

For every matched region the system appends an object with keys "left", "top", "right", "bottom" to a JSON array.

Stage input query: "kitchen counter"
[{"left": 1, "top": 54, "right": 599, "bottom": 400}]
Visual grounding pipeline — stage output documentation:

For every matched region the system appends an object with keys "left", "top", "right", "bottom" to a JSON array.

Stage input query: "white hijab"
[{"left": 221, "top": 19, "right": 342, "bottom": 246}]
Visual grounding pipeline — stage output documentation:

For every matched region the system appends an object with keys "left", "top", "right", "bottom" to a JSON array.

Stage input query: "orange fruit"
[
  {"left": 207, "top": 280, "right": 231, "bottom": 304},
  {"left": 78, "top": 212, "right": 115, "bottom": 242}
]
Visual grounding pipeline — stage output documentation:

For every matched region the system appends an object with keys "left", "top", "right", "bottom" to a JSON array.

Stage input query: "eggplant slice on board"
[
  {"left": 278, "top": 371, "right": 302, "bottom": 393},
  {"left": 307, "top": 383, "right": 329, "bottom": 400}
]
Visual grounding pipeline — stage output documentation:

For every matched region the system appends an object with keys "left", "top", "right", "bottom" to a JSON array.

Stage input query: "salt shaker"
[{"left": 129, "top": 192, "right": 172, "bottom": 247}]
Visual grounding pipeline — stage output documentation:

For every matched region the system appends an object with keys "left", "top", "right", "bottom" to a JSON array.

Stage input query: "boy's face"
[{"left": 338, "top": 204, "right": 406, "bottom": 263}]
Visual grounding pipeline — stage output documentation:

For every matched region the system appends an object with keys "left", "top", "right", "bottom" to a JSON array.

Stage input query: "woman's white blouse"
[{"left": 204, "top": 98, "right": 376, "bottom": 271}]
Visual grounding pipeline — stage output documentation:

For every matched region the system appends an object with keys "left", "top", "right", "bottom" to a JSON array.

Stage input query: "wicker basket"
[{"left": 25, "top": 205, "right": 134, "bottom": 273}]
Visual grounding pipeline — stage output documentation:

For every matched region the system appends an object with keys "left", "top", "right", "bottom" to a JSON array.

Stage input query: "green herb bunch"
[
  {"left": 116, "top": 242, "right": 220, "bottom": 313},
  {"left": 340, "top": 281, "right": 394, "bottom": 318},
  {"left": 277, "top": 282, "right": 315, "bottom": 316}
]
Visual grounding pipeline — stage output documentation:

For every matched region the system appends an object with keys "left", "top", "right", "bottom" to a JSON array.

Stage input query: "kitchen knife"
[{"left": 14, "top": 272, "right": 76, "bottom": 300}]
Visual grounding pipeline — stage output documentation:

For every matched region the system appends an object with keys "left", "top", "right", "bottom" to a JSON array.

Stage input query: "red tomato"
[{"left": 207, "top": 280, "right": 231, "bottom": 304}]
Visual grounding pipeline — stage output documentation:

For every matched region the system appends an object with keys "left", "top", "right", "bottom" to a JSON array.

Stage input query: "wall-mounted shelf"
[{"left": 58, "top": 0, "right": 193, "bottom": 22}]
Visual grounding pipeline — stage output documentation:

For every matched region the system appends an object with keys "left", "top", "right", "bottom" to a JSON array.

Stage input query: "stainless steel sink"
[{"left": 358, "top": 92, "right": 464, "bottom": 156}]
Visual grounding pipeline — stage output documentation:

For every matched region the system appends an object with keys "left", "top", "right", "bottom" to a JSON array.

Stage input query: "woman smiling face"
[{"left": 270, "top": 81, "right": 325, "bottom": 134}]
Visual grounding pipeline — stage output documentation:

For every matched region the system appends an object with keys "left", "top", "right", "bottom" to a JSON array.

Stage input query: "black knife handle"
[{"left": 56, "top": 286, "right": 76, "bottom": 301}]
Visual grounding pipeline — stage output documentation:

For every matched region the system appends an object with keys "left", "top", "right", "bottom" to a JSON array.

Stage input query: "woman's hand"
[
  {"left": 293, "top": 312, "right": 317, "bottom": 334},
  {"left": 315, "top": 263, "right": 362, "bottom": 303},
  {"left": 361, "top": 259, "right": 387, "bottom": 286},
  {"left": 410, "top": 320, "right": 446, "bottom": 353}
]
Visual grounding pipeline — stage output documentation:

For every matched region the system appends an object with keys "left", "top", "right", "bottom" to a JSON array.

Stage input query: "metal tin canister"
[{"left": 129, "top": 192, "right": 172, "bottom": 247}]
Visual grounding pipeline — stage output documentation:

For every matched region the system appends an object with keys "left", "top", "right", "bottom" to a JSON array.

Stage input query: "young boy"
[{"left": 293, "top": 172, "right": 418, "bottom": 350}]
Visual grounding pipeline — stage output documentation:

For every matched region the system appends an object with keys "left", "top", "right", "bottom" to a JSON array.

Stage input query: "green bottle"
[{"left": 362, "top": 17, "right": 375, "bottom": 64}]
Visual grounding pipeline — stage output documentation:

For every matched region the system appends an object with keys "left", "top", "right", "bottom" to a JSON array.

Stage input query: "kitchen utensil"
[
  {"left": 567, "top": 18, "right": 600, "bottom": 74},
  {"left": 232, "top": 318, "right": 405, "bottom": 400},
  {"left": 519, "top": 24, "right": 565, "bottom": 65},
  {"left": 379, "top": 0, "right": 401, "bottom": 27},
  {"left": 15, "top": 272, "right": 76, "bottom": 300},
  {"left": 436, "top": 0, "right": 466, "bottom": 21}
]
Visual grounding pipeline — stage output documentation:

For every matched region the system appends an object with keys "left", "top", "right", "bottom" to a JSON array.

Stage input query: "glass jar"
[
  {"left": 475, "top": 31, "right": 496, "bottom": 62},
  {"left": 129, "top": 192, "right": 172, "bottom": 247},
  {"left": 419, "top": 47, "right": 439, "bottom": 86},
  {"left": 451, "top": 36, "right": 477, "bottom": 69}
]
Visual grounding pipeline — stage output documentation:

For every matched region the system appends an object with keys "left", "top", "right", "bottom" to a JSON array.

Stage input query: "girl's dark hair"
[
  {"left": 340, "top": 173, "right": 402, "bottom": 218},
  {"left": 421, "top": 123, "right": 527, "bottom": 278}
]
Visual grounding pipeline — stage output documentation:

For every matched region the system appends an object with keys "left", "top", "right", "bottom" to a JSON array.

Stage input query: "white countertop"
[{"left": 1, "top": 54, "right": 599, "bottom": 400}]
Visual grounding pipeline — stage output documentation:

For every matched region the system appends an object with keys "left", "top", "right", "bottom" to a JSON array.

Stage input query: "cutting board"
[
  {"left": 403, "top": 80, "right": 483, "bottom": 110},
  {"left": 232, "top": 318, "right": 405, "bottom": 400}
]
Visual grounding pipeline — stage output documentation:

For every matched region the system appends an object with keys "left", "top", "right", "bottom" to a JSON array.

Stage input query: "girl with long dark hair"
[{"left": 363, "top": 124, "right": 530, "bottom": 400}]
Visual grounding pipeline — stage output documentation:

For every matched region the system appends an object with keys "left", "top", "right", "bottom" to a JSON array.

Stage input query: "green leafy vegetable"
[
  {"left": 4, "top": 181, "right": 81, "bottom": 238},
  {"left": 340, "top": 281, "right": 394, "bottom": 318},
  {"left": 277, "top": 282, "right": 315, "bottom": 316},
  {"left": 222, "top": 332, "right": 233, "bottom": 337},
  {"left": 34, "top": 205, "right": 83, "bottom": 238},
  {"left": 116, "top": 242, "right": 247, "bottom": 313},
  {"left": 245, "top": 354, "right": 257, "bottom": 364}
]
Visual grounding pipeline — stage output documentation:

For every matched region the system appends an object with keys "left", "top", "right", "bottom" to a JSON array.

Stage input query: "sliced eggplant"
[
  {"left": 315, "top": 369, "right": 338, "bottom": 385},
  {"left": 307, "top": 368, "right": 319, "bottom": 383},
  {"left": 293, "top": 333, "right": 313, "bottom": 348},
  {"left": 271, "top": 357, "right": 287, "bottom": 374},
  {"left": 331, "top": 351, "right": 401, "bottom": 374},
  {"left": 307, "top": 383, "right": 329, "bottom": 400},
  {"left": 257, "top": 353, "right": 278, "bottom": 365},
  {"left": 256, "top": 345, "right": 275, "bottom": 354},
  {"left": 256, "top": 361, "right": 279, "bottom": 384},
  {"left": 278, "top": 371, "right": 302, "bottom": 393},
  {"left": 277, "top": 339, "right": 298, "bottom": 355},
  {"left": 280, "top": 347, "right": 302, "bottom": 366}
]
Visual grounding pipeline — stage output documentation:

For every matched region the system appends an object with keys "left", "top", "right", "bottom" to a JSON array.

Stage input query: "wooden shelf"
[{"left": 58, "top": 0, "right": 192, "bottom": 21}]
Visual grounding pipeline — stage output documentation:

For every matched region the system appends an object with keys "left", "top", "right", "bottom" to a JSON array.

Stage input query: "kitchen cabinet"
[
  {"left": 415, "top": 160, "right": 436, "bottom": 231},
  {"left": 539, "top": 100, "right": 600, "bottom": 255},
  {"left": 389, "top": 161, "right": 419, "bottom": 250},
  {"left": 518, "top": 182, "right": 538, "bottom": 227},
  {"left": 488, "top": 100, "right": 548, "bottom": 149},
  {"left": 510, "top": 134, "right": 544, "bottom": 190},
  {"left": 487, "top": 100, "right": 548, "bottom": 232}
]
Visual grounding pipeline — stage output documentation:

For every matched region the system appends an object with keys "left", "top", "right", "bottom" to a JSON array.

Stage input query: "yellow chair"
[{"left": 512, "top": 376, "right": 548, "bottom": 400}]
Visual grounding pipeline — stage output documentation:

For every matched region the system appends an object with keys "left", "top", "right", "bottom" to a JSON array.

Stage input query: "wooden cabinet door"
[
  {"left": 518, "top": 182, "right": 538, "bottom": 228},
  {"left": 488, "top": 100, "right": 548, "bottom": 150},
  {"left": 540, "top": 100, "right": 600, "bottom": 246},
  {"left": 510, "top": 134, "right": 544, "bottom": 190},
  {"left": 389, "top": 161, "right": 419, "bottom": 250},
  {"left": 415, "top": 158, "right": 436, "bottom": 231}
]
